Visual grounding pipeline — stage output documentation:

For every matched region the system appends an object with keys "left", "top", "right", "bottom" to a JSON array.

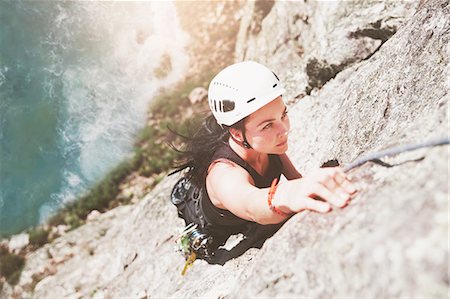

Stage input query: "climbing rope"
[{"left": 343, "top": 136, "right": 450, "bottom": 172}]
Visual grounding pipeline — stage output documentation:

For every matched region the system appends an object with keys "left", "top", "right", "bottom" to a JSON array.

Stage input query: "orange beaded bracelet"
[{"left": 268, "top": 178, "right": 290, "bottom": 217}]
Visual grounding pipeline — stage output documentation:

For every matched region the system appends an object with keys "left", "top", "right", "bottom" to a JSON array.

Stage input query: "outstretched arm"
[{"left": 206, "top": 162, "right": 356, "bottom": 225}]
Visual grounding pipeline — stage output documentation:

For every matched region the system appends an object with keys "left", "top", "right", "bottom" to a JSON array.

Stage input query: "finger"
[
  {"left": 303, "top": 198, "right": 331, "bottom": 213},
  {"left": 334, "top": 171, "right": 346, "bottom": 185},
  {"left": 311, "top": 183, "right": 349, "bottom": 208},
  {"left": 312, "top": 167, "right": 337, "bottom": 181},
  {"left": 341, "top": 179, "right": 357, "bottom": 194},
  {"left": 323, "top": 175, "right": 338, "bottom": 191},
  {"left": 334, "top": 186, "right": 353, "bottom": 207}
]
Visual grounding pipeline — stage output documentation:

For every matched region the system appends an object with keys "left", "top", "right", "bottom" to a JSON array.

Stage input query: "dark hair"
[{"left": 170, "top": 113, "right": 244, "bottom": 187}]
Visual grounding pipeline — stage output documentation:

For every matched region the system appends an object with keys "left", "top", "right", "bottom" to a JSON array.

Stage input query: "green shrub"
[
  {"left": 0, "top": 246, "right": 25, "bottom": 285},
  {"left": 28, "top": 228, "right": 50, "bottom": 248},
  {"left": 47, "top": 212, "right": 65, "bottom": 227},
  {"left": 49, "top": 159, "right": 134, "bottom": 228},
  {"left": 29, "top": 272, "right": 46, "bottom": 293},
  {"left": 149, "top": 70, "right": 214, "bottom": 118},
  {"left": 153, "top": 53, "right": 172, "bottom": 79}
]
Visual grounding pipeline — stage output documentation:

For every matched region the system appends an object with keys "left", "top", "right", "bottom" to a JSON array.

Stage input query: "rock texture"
[
  {"left": 236, "top": 0, "right": 419, "bottom": 101},
  {"left": 174, "top": 1, "right": 245, "bottom": 83},
  {"left": 188, "top": 87, "right": 208, "bottom": 104},
  {"left": 2, "top": 0, "right": 449, "bottom": 298}
]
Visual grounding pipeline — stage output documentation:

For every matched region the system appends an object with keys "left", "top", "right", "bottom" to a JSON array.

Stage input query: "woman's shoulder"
[
  {"left": 211, "top": 142, "right": 246, "bottom": 166},
  {"left": 206, "top": 158, "right": 255, "bottom": 209}
]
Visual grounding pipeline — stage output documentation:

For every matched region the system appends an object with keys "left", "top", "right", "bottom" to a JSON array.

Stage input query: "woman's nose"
[{"left": 277, "top": 124, "right": 289, "bottom": 138}]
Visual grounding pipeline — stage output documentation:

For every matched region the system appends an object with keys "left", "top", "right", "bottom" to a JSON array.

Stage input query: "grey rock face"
[
  {"left": 174, "top": 1, "right": 245, "bottom": 82},
  {"left": 236, "top": 0, "right": 419, "bottom": 100},
  {"left": 188, "top": 87, "right": 208, "bottom": 104},
  {"left": 230, "top": 0, "right": 449, "bottom": 297},
  {"left": 7, "top": 233, "right": 29, "bottom": 254},
  {"left": 286, "top": 0, "right": 449, "bottom": 172},
  {"left": 4, "top": 0, "right": 448, "bottom": 298}
]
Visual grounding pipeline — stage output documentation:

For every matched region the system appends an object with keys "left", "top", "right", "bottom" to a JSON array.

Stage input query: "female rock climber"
[{"left": 172, "top": 61, "right": 356, "bottom": 263}]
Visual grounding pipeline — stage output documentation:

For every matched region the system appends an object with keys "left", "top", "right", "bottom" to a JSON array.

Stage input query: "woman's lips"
[{"left": 277, "top": 140, "right": 288, "bottom": 146}]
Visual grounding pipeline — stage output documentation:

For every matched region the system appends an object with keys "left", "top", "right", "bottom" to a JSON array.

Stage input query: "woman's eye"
[
  {"left": 262, "top": 123, "right": 272, "bottom": 130},
  {"left": 282, "top": 110, "right": 288, "bottom": 119}
]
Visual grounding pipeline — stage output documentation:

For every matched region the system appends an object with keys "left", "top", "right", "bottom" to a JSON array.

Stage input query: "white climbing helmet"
[{"left": 208, "top": 61, "right": 285, "bottom": 126}]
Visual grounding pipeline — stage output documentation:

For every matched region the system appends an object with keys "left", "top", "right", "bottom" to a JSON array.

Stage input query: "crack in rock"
[
  {"left": 305, "top": 58, "right": 348, "bottom": 94},
  {"left": 306, "top": 19, "right": 401, "bottom": 94}
]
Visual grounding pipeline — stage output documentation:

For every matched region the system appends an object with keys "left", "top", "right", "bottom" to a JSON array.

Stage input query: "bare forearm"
[
  {"left": 248, "top": 167, "right": 357, "bottom": 224},
  {"left": 244, "top": 187, "right": 291, "bottom": 225}
]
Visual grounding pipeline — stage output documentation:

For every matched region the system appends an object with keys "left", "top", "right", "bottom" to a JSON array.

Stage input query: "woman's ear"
[{"left": 229, "top": 127, "right": 244, "bottom": 143}]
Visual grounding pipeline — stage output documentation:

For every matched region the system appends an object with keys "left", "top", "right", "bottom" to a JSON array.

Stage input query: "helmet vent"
[
  {"left": 273, "top": 83, "right": 277, "bottom": 88},
  {"left": 222, "top": 100, "right": 235, "bottom": 112},
  {"left": 213, "top": 81, "right": 237, "bottom": 91},
  {"left": 272, "top": 72, "right": 280, "bottom": 81},
  {"left": 247, "top": 97, "right": 256, "bottom": 103}
]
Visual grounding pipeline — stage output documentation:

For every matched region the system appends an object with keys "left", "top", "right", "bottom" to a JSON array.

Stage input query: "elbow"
[
  {"left": 251, "top": 213, "right": 286, "bottom": 225},
  {"left": 256, "top": 219, "right": 277, "bottom": 225}
]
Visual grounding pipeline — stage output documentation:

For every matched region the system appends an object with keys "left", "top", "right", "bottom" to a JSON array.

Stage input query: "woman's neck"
[{"left": 228, "top": 137, "right": 268, "bottom": 175}]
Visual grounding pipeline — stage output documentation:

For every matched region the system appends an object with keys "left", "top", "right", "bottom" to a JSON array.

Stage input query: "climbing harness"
[
  {"left": 343, "top": 136, "right": 450, "bottom": 172},
  {"left": 181, "top": 252, "right": 197, "bottom": 276},
  {"left": 175, "top": 223, "right": 211, "bottom": 259},
  {"left": 176, "top": 223, "right": 204, "bottom": 276},
  {"left": 174, "top": 223, "right": 212, "bottom": 275}
]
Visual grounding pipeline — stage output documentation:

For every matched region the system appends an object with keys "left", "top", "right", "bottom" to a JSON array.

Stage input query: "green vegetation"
[
  {"left": 0, "top": 245, "right": 25, "bottom": 286},
  {"left": 43, "top": 71, "right": 214, "bottom": 235},
  {"left": 153, "top": 53, "right": 172, "bottom": 79},
  {"left": 29, "top": 273, "right": 46, "bottom": 294},
  {"left": 48, "top": 160, "right": 135, "bottom": 228},
  {"left": 0, "top": 5, "right": 237, "bottom": 292},
  {"left": 149, "top": 69, "right": 213, "bottom": 117},
  {"left": 28, "top": 228, "right": 50, "bottom": 248}
]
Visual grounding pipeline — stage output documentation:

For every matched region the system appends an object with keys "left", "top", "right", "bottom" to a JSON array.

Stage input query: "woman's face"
[{"left": 244, "top": 96, "right": 290, "bottom": 154}]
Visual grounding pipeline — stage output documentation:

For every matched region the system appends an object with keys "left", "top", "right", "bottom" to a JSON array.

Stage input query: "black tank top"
[{"left": 200, "top": 142, "right": 283, "bottom": 235}]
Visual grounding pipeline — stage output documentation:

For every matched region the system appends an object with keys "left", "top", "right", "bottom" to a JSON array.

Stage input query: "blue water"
[{"left": 0, "top": 1, "right": 189, "bottom": 237}]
